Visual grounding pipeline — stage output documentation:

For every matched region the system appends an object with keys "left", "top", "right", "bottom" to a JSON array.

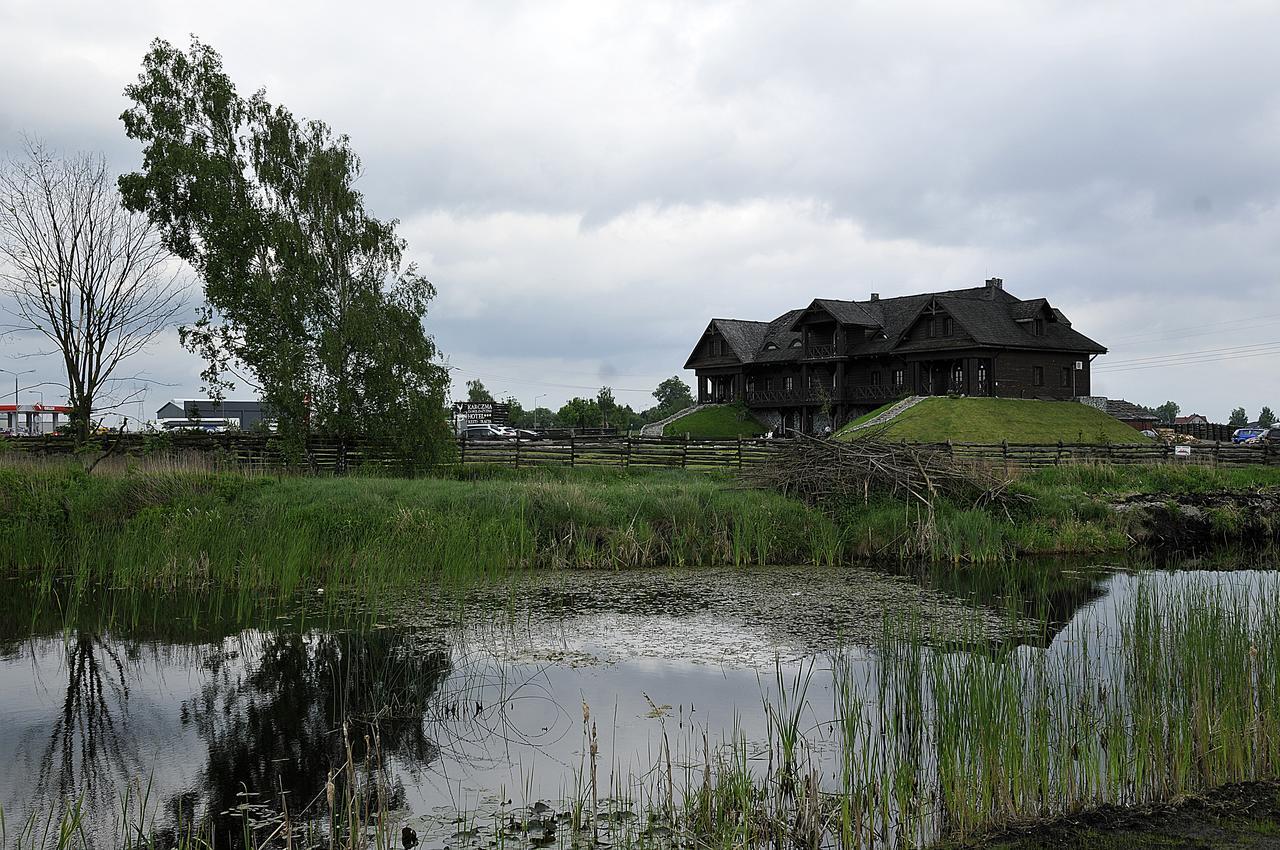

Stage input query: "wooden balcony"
[{"left": 745, "top": 385, "right": 907, "bottom": 406}]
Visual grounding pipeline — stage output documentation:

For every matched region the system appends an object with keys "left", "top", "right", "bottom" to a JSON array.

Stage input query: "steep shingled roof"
[{"left": 687, "top": 283, "right": 1105, "bottom": 367}]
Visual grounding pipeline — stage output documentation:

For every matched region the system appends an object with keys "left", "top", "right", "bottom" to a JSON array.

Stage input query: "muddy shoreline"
[{"left": 944, "top": 780, "right": 1280, "bottom": 849}]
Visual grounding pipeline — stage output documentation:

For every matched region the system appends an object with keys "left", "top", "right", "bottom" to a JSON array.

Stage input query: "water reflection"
[{"left": 1, "top": 559, "right": 1272, "bottom": 848}]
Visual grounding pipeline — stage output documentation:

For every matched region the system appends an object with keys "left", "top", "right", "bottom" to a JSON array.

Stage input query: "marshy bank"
[{"left": 3, "top": 457, "right": 1279, "bottom": 592}]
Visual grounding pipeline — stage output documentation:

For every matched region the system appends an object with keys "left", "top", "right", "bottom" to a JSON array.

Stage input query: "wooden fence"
[
  {"left": 919, "top": 439, "right": 1280, "bottom": 468},
  {"left": 0, "top": 432, "right": 420, "bottom": 473},
  {"left": 458, "top": 435, "right": 784, "bottom": 470},
  {"left": 4, "top": 432, "right": 1277, "bottom": 473}
]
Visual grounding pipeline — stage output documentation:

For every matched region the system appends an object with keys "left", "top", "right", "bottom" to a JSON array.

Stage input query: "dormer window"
[
  {"left": 942, "top": 317, "right": 953, "bottom": 336},
  {"left": 789, "top": 339, "right": 803, "bottom": 348},
  {"left": 764, "top": 342, "right": 778, "bottom": 351},
  {"left": 1034, "top": 319, "right": 1044, "bottom": 336}
]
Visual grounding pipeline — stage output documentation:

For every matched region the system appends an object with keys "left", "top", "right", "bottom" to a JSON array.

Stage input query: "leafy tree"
[
  {"left": 1260, "top": 406, "right": 1276, "bottom": 427},
  {"left": 1228, "top": 407, "right": 1249, "bottom": 427},
  {"left": 119, "top": 38, "right": 449, "bottom": 466},
  {"left": 466, "top": 379, "right": 495, "bottom": 404},
  {"left": 501, "top": 395, "right": 525, "bottom": 426},
  {"left": 651, "top": 376, "right": 694, "bottom": 415},
  {"left": 596, "top": 386, "right": 617, "bottom": 427},
  {"left": 557, "top": 397, "right": 601, "bottom": 429},
  {"left": 1153, "top": 401, "right": 1180, "bottom": 425}
]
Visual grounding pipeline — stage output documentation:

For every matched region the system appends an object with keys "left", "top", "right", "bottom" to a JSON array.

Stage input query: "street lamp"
[
  {"left": 533, "top": 393, "right": 547, "bottom": 429},
  {"left": 0, "top": 368, "right": 35, "bottom": 433}
]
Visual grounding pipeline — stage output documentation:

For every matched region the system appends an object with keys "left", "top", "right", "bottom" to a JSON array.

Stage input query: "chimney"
[
  {"left": 869, "top": 293, "right": 880, "bottom": 301},
  {"left": 985, "top": 277, "right": 1003, "bottom": 290}
]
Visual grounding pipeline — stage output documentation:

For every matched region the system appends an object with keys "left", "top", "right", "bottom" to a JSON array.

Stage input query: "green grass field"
[
  {"left": 3, "top": 455, "right": 1275, "bottom": 592},
  {"left": 838, "top": 397, "right": 1152, "bottom": 444},
  {"left": 663, "top": 403, "right": 768, "bottom": 438}
]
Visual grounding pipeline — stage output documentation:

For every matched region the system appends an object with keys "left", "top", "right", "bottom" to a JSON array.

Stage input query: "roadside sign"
[{"left": 1174, "top": 445, "right": 1192, "bottom": 458}]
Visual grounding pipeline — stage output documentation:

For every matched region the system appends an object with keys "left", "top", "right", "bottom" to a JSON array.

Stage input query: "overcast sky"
[{"left": 2, "top": 0, "right": 1279, "bottom": 421}]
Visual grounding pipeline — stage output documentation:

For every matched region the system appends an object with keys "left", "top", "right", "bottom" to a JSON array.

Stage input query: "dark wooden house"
[{"left": 683, "top": 278, "right": 1106, "bottom": 433}]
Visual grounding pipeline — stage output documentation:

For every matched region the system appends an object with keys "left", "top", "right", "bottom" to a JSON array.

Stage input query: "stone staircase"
[
  {"left": 640, "top": 403, "right": 712, "bottom": 437},
  {"left": 843, "top": 395, "right": 926, "bottom": 434}
]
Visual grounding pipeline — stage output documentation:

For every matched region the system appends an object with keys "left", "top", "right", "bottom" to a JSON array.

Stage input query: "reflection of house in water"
[{"left": 902, "top": 557, "right": 1113, "bottom": 647}]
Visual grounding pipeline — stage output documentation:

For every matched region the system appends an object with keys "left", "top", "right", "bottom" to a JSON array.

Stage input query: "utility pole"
[{"left": 534, "top": 393, "right": 546, "bottom": 429}]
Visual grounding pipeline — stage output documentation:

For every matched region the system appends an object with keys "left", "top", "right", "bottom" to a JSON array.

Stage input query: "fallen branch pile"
[{"left": 742, "top": 434, "right": 1022, "bottom": 512}]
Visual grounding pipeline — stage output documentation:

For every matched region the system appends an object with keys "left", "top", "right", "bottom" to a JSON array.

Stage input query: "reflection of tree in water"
[
  {"left": 178, "top": 629, "right": 452, "bottom": 842},
  {"left": 33, "top": 632, "right": 157, "bottom": 817}
]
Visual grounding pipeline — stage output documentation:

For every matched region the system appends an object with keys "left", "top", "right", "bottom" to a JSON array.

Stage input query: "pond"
[{"left": 1, "top": 558, "right": 1276, "bottom": 849}]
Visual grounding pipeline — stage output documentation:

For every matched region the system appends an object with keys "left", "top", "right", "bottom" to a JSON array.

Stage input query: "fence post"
[
  {"left": 737, "top": 436, "right": 743, "bottom": 468},
  {"left": 1057, "top": 439, "right": 1063, "bottom": 465},
  {"left": 1214, "top": 441, "right": 1220, "bottom": 466},
  {"left": 570, "top": 434, "right": 576, "bottom": 467},
  {"left": 514, "top": 433, "right": 521, "bottom": 468},
  {"left": 682, "top": 433, "right": 689, "bottom": 469},
  {"left": 625, "top": 435, "right": 632, "bottom": 468},
  {"left": 1001, "top": 439, "right": 1008, "bottom": 473}
]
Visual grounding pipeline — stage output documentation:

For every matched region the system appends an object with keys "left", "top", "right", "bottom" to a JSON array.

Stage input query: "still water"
[{"left": 0, "top": 560, "right": 1272, "bottom": 846}]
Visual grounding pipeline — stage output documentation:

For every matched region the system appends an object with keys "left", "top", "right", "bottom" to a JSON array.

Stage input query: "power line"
[
  {"left": 1095, "top": 346, "right": 1280, "bottom": 374},
  {"left": 448, "top": 365, "right": 654, "bottom": 395},
  {"left": 1096, "top": 340, "right": 1280, "bottom": 369},
  {"left": 1106, "top": 312, "right": 1280, "bottom": 345}
]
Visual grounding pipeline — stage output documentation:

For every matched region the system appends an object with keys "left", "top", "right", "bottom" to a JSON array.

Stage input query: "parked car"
[
  {"left": 513, "top": 429, "right": 544, "bottom": 441},
  {"left": 1232, "top": 427, "right": 1266, "bottom": 444},
  {"left": 463, "top": 423, "right": 514, "bottom": 441},
  {"left": 1264, "top": 427, "right": 1280, "bottom": 444}
]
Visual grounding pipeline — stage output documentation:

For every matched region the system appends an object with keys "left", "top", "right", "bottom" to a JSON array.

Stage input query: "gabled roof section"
[
  {"left": 789, "top": 298, "right": 881, "bottom": 330},
  {"left": 1010, "top": 298, "right": 1051, "bottom": 320},
  {"left": 683, "top": 318, "right": 771, "bottom": 368}
]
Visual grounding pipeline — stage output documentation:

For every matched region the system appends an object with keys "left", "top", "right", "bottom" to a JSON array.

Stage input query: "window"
[
  {"left": 746, "top": 377, "right": 756, "bottom": 393},
  {"left": 927, "top": 318, "right": 936, "bottom": 338},
  {"left": 871, "top": 370, "right": 882, "bottom": 386},
  {"left": 1033, "top": 366, "right": 1044, "bottom": 387},
  {"left": 711, "top": 337, "right": 721, "bottom": 356},
  {"left": 1061, "top": 366, "right": 1070, "bottom": 387},
  {"left": 892, "top": 368, "right": 904, "bottom": 388},
  {"left": 764, "top": 376, "right": 773, "bottom": 391},
  {"left": 789, "top": 339, "right": 803, "bottom": 348},
  {"left": 942, "top": 317, "right": 953, "bottom": 336},
  {"left": 764, "top": 342, "right": 778, "bottom": 351},
  {"left": 1034, "top": 318, "right": 1044, "bottom": 336},
  {"left": 783, "top": 376, "right": 794, "bottom": 391}
]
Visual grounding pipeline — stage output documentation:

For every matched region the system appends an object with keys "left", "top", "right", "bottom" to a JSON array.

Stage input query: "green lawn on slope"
[
  {"left": 663, "top": 404, "right": 768, "bottom": 438},
  {"left": 837, "top": 397, "right": 1152, "bottom": 444}
]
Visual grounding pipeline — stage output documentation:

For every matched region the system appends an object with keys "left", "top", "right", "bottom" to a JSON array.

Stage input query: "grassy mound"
[
  {"left": 662, "top": 404, "right": 767, "bottom": 438},
  {"left": 837, "top": 397, "right": 1152, "bottom": 444}
]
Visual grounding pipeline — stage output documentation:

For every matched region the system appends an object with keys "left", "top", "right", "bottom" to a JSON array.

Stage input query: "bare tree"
[{"left": 0, "top": 139, "right": 183, "bottom": 440}]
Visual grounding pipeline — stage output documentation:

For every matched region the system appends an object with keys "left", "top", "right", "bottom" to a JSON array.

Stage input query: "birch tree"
[
  {"left": 119, "top": 37, "right": 451, "bottom": 465},
  {"left": 0, "top": 140, "right": 183, "bottom": 440}
]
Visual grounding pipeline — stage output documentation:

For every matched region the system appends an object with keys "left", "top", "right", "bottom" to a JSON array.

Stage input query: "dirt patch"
[
  {"left": 945, "top": 781, "right": 1280, "bottom": 849},
  {"left": 1115, "top": 490, "right": 1280, "bottom": 554}
]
